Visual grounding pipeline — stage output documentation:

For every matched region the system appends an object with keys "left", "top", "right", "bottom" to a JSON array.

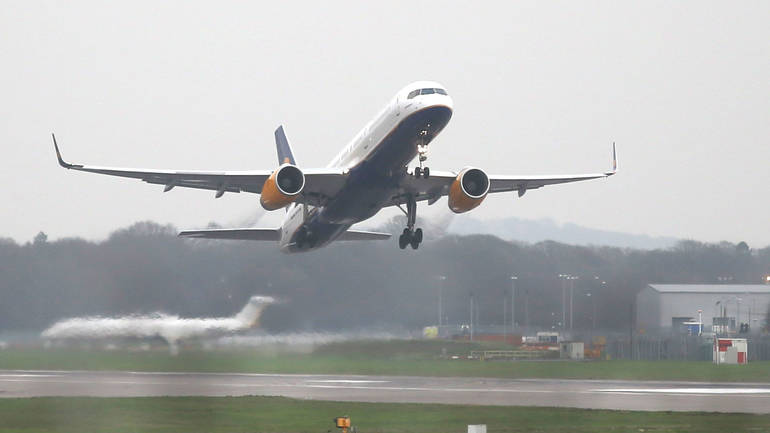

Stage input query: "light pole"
[
  {"left": 437, "top": 275, "right": 446, "bottom": 326},
  {"left": 586, "top": 292, "right": 596, "bottom": 330},
  {"left": 568, "top": 276, "right": 577, "bottom": 330},
  {"left": 559, "top": 274, "right": 577, "bottom": 330},
  {"left": 510, "top": 276, "right": 518, "bottom": 334},
  {"left": 503, "top": 289, "right": 507, "bottom": 343},
  {"left": 469, "top": 292, "right": 474, "bottom": 342},
  {"left": 524, "top": 289, "right": 530, "bottom": 330},
  {"left": 559, "top": 275, "right": 567, "bottom": 329},
  {"left": 698, "top": 309, "right": 703, "bottom": 336}
]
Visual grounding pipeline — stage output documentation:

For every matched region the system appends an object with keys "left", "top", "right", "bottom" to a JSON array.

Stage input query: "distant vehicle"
[
  {"left": 41, "top": 295, "right": 274, "bottom": 354},
  {"left": 53, "top": 81, "right": 616, "bottom": 252},
  {"left": 536, "top": 332, "right": 560, "bottom": 344}
]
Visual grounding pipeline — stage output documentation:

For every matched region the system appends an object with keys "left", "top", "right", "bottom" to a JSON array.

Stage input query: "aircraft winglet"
[
  {"left": 51, "top": 133, "right": 82, "bottom": 169},
  {"left": 605, "top": 142, "right": 618, "bottom": 176}
]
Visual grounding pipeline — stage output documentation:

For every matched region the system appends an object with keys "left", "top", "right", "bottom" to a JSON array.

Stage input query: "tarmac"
[{"left": 2, "top": 370, "right": 769, "bottom": 413}]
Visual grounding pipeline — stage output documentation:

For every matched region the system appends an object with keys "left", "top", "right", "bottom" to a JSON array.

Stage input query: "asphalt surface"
[{"left": 2, "top": 370, "right": 769, "bottom": 413}]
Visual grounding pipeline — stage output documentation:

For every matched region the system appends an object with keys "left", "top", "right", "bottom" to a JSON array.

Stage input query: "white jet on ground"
[
  {"left": 53, "top": 81, "right": 616, "bottom": 252},
  {"left": 41, "top": 295, "right": 274, "bottom": 354}
]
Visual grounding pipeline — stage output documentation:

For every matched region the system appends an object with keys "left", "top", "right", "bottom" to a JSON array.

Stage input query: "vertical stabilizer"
[
  {"left": 234, "top": 295, "right": 276, "bottom": 328},
  {"left": 274, "top": 126, "right": 297, "bottom": 165}
]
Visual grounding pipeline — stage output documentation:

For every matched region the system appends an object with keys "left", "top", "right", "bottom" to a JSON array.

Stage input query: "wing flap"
[
  {"left": 178, "top": 228, "right": 280, "bottom": 241},
  {"left": 337, "top": 230, "right": 392, "bottom": 241}
]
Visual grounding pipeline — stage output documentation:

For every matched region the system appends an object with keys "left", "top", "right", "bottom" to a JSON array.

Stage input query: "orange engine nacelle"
[
  {"left": 448, "top": 167, "right": 490, "bottom": 213},
  {"left": 260, "top": 164, "right": 305, "bottom": 211}
]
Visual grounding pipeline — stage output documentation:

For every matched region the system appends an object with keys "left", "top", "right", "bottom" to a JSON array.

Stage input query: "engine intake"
[
  {"left": 260, "top": 164, "right": 305, "bottom": 211},
  {"left": 448, "top": 167, "right": 490, "bottom": 213}
]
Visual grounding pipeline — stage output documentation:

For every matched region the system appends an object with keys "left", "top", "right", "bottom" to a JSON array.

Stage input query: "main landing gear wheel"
[
  {"left": 398, "top": 228, "right": 422, "bottom": 250},
  {"left": 409, "top": 227, "right": 422, "bottom": 250},
  {"left": 296, "top": 227, "right": 317, "bottom": 249},
  {"left": 399, "top": 228, "right": 410, "bottom": 249},
  {"left": 396, "top": 195, "right": 424, "bottom": 250}
]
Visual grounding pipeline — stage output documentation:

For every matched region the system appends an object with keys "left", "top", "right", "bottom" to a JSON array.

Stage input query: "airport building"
[{"left": 635, "top": 284, "right": 770, "bottom": 334}]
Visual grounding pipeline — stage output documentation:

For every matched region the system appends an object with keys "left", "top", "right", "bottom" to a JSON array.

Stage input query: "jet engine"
[
  {"left": 447, "top": 167, "right": 490, "bottom": 213},
  {"left": 260, "top": 164, "right": 305, "bottom": 210}
]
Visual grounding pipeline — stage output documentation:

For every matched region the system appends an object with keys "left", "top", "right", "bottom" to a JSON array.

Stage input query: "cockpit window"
[{"left": 407, "top": 88, "right": 448, "bottom": 99}]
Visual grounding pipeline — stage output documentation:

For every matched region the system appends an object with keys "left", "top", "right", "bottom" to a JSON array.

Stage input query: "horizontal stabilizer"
[
  {"left": 337, "top": 230, "right": 392, "bottom": 241},
  {"left": 178, "top": 228, "right": 280, "bottom": 241}
]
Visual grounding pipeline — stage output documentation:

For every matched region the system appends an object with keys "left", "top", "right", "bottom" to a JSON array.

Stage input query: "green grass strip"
[
  {"left": 0, "top": 396, "right": 769, "bottom": 433},
  {"left": 2, "top": 345, "right": 770, "bottom": 382}
]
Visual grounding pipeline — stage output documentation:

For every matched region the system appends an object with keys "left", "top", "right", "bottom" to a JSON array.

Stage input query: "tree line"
[{"left": 1, "top": 221, "right": 768, "bottom": 333}]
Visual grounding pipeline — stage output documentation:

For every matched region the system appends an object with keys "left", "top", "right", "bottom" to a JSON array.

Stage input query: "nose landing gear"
[
  {"left": 413, "top": 126, "right": 431, "bottom": 179},
  {"left": 397, "top": 195, "right": 423, "bottom": 250}
]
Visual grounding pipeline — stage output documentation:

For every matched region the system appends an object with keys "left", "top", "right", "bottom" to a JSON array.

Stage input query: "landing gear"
[
  {"left": 295, "top": 226, "right": 317, "bottom": 249},
  {"left": 397, "top": 195, "right": 423, "bottom": 250},
  {"left": 414, "top": 128, "right": 431, "bottom": 179},
  {"left": 398, "top": 228, "right": 422, "bottom": 250},
  {"left": 398, "top": 228, "right": 410, "bottom": 249}
]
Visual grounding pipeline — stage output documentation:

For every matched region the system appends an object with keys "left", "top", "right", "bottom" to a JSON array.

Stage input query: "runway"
[{"left": 2, "top": 370, "right": 769, "bottom": 413}]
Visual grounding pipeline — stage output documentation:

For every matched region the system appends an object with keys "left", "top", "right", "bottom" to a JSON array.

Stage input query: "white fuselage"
[{"left": 278, "top": 81, "right": 453, "bottom": 252}]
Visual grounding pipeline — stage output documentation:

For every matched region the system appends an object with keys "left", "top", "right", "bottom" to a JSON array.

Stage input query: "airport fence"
[{"left": 604, "top": 335, "right": 770, "bottom": 361}]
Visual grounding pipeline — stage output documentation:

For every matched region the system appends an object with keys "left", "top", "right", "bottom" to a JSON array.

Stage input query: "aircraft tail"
[
  {"left": 234, "top": 296, "right": 276, "bottom": 328},
  {"left": 274, "top": 125, "right": 296, "bottom": 165}
]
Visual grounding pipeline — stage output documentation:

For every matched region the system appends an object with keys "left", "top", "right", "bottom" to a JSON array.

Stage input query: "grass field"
[
  {"left": 1, "top": 339, "right": 769, "bottom": 382},
  {"left": 1, "top": 396, "right": 769, "bottom": 433}
]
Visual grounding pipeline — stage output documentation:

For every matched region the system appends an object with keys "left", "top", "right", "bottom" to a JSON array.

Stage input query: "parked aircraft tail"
[{"left": 234, "top": 295, "right": 276, "bottom": 328}]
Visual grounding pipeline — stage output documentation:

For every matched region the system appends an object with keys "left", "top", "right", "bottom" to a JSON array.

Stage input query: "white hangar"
[{"left": 635, "top": 284, "right": 770, "bottom": 333}]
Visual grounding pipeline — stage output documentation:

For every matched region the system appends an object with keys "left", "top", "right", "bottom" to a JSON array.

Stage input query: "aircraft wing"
[
  {"left": 52, "top": 134, "right": 347, "bottom": 203},
  {"left": 387, "top": 144, "right": 617, "bottom": 207}
]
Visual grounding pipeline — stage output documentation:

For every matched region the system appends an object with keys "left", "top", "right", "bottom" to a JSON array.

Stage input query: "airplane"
[
  {"left": 41, "top": 295, "right": 275, "bottom": 354},
  {"left": 53, "top": 80, "right": 617, "bottom": 253}
]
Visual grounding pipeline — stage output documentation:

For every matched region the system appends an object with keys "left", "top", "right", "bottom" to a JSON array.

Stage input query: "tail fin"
[
  {"left": 274, "top": 125, "right": 296, "bottom": 165},
  {"left": 234, "top": 296, "right": 276, "bottom": 328}
]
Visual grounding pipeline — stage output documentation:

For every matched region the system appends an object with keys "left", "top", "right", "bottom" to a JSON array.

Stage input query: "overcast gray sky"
[{"left": 2, "top": 1, "right": 769, "bottom": 246}]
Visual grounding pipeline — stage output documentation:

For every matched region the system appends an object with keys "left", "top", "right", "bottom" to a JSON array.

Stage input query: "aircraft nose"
[{"left": 443, "top": 95, "right": 454, "bottom": 110}]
